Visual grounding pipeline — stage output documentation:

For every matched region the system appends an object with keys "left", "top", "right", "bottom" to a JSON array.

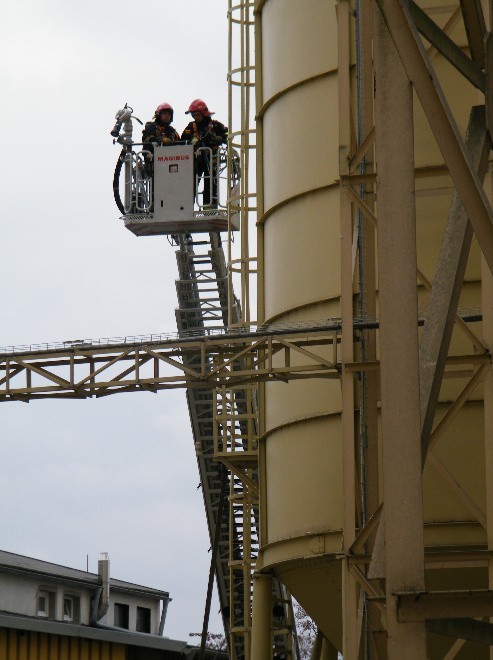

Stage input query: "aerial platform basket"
[
  {"left": 123, "top": 208, "right": 240, "bottom": 237},
  {"left": 118, "top": 143, "right": 240, "bottom": 237}
]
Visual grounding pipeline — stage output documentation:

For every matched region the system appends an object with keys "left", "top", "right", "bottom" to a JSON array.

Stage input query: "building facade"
[{"left": 0, "top": 549, "right": 226, "bottom": 660}]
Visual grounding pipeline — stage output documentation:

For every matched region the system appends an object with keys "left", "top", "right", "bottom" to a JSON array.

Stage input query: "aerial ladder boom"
[{"left": 111, "top": 105, "right": 297, "bottom": 658}]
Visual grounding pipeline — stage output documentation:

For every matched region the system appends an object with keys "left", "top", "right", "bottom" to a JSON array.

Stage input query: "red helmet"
[
  {"left": 185, "top": 99, "right": 213, "bottom": 117},
  {"left": 155, "top": 102, "right": 174, "bottom": 122}
]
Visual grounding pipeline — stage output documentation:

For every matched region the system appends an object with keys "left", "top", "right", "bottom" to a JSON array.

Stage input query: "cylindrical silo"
[
  {"left": 255, "top": 1, "right": 489, "bottom": 656},
  {"left": 256, "top": 0, "right": 344, "bottom": 648}
]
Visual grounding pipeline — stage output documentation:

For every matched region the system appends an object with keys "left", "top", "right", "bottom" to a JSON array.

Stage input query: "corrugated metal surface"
[{"left": 0, "top": 629, "right": 125, "bottom": 660}]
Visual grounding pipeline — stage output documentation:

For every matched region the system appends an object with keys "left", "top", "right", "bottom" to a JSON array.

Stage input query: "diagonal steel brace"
[
  {"left": 420, "top": 105, "right": 491, "bottom": 463},
  {"left": 374, "top": 0, "right": 493, "bottom": 276}
]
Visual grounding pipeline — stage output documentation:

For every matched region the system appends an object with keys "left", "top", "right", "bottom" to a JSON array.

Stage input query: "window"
[
  {"left": 136, "top": 606, "right": 151, "bottom": 633},
  {"left": 60, "top": 593, "right": 80, "bottom": 623},
  {"left": 64, "top": 596, "right": 75, "bottom": 621},
  {"left": 114, "top": 603, "right": 129, "bottom": 629},
  {"left": 37, "top": 591, "right": 49, "bottom": 617},
  {"left": 37, "top": 589, "right": 55, "bottom": 618}
]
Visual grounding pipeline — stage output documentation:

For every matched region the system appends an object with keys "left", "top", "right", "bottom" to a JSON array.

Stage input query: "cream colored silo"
[
  {"left": 254, "top": 0, "right": 489, "bottom": 657},
  {"left": 255, "top": 0, "right": 344, "bottom": 648}
]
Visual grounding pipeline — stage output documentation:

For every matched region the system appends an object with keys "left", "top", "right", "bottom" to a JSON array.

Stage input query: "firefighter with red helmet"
[
  {"left": 181, "top": 99, "right": 228, "bottom": 207},
  {"left": 142, "top": 103, "right": 180, "bottom": 173},
  {"left": 143, "top": 102, "right": 180, "bottom": 147}
]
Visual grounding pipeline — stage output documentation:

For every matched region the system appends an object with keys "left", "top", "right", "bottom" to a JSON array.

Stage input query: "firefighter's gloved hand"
[
  {"left": 202, "top": 131, "right": 217, "bottom": 147},
  {"left": 162, "top": 137, "right": 172, "bottom": 145}
]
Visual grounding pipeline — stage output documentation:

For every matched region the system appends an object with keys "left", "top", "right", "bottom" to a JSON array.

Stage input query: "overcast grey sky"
[{"left": 0, "top": 0, "right": 231, "bottom": 641}]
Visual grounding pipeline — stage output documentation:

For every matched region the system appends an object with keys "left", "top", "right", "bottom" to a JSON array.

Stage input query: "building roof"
[
  {"left": 0, "top": 550, "right": 228, "bottom": 658},
  {"left": 0, "top": 550, "right": 169, "bottom": 600},
  {"left": 0, "top": 611, "right": 227, "bottom": 659}
]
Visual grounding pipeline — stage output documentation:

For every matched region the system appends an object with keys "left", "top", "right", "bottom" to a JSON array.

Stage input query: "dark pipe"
[{"left": 113, "top": 149, "right": 125, "bottom": 215}]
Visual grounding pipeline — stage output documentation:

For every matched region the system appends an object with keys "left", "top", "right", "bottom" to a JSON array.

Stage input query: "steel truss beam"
[
  {"left": 0, "top": 330, "right": 340, "bottom": 401},
  {"left": 6, "top": 327, "right": 484, "bottom": 402}
]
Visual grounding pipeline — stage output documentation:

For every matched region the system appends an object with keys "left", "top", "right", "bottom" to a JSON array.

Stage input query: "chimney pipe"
[{"left": 96, "top": 552, "right": 110, "bottom": 621}]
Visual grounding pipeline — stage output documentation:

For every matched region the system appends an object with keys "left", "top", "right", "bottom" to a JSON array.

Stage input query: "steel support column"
[
  {"left": 374, "top": 8, "right": 427, "bottom": 657},
  {"left": 481, "top": 10, "right": 493, "bottom": 660},
  {"left": 338, "top": 2, "right": 360, "bottom": 658},
  {"left": 483, "top": 160, "right": 493, "bottom": 660},
  {"left": 356, "top": 2, "right": 381, "bottom": 655},
  {"left": 356, "top": 0, "right": 379, "bottom": 533},
  {"left": 251, "top": 572, "right": 273, "bottom": 659}
]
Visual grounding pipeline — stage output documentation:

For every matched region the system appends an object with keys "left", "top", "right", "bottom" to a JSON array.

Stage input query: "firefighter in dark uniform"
[
  {"left": 181, "top": 99, "right": 228, "bottom": 207},
  {"left": 142, "top": 102, "right": 180, "bottom": 174}
]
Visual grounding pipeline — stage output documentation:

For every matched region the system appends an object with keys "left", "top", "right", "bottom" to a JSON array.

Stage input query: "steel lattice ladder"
[{"left": 174, "top": 232, "right": 298, "bottom": 659}]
